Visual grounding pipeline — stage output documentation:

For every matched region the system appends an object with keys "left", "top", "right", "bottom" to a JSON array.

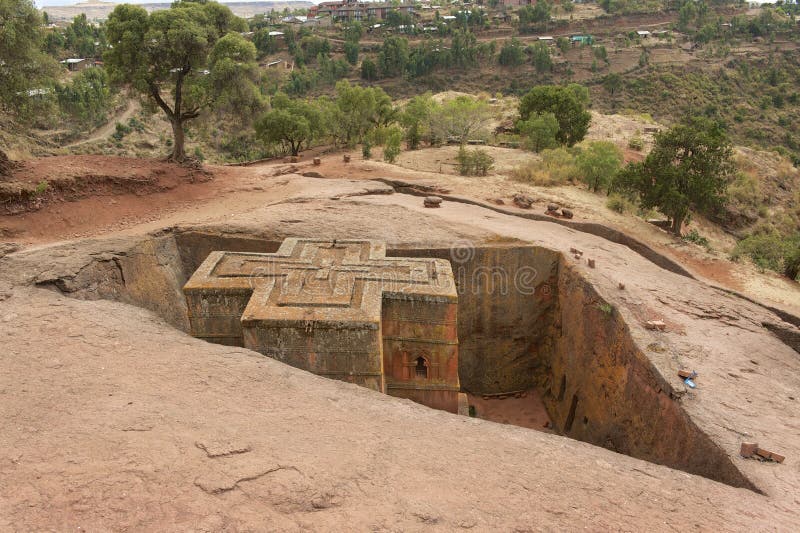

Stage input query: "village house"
[
  {"left": 309, "top": 0, "right": 415, "bottom": 22},
  {"left": 61, "top": 58, "right": 91, "bottom": 72}
]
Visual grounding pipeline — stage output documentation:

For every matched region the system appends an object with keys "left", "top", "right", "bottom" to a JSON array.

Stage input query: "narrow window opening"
[{"left": 415, "top": 357, "right": 428, "bottom": 378}]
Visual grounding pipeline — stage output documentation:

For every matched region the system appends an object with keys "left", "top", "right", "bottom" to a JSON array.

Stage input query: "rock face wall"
[
  {"left": 390, "top": 246, "right": 559, "bottom": 394},
  {"left": 534, "top": 264, "right": 758, "bottom": 490}
]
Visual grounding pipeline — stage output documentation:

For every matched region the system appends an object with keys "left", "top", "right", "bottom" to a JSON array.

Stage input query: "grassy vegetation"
[{"left": 512, "top": 147, "right": 580, "bottom": 186}]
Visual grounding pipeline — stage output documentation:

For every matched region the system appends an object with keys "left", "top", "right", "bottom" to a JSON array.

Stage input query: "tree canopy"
[
  {"left": 255, "top": 93, "right": 323, "bottom": 156},
  {"left": 332, "top": 80, "right": 393, "bottom": 146},
  {"left": 519, "top": 112, "right": 560, "bottom": 153},
  {"left": 430, "top": 96, "right": 492, "bottom": 145},
  {"left": 519, "top": 84, "right": 591, "bottom": 146},
  {"left": 614, "top": 117, "right": 734, "bottom": 234},
  {"left": 575, "top": 141, "right": 623, "bottom": 192},
  {"left": 0, "top": 0, "right": 57, "bottom": 115},
  {"left": 104, "top": 0, "right": 257, "bottom": 161}
]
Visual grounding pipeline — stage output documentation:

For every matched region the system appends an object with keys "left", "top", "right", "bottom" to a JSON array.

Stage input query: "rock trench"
[{"left": 24, "top": 228, "right": 761, "bottom": 491}]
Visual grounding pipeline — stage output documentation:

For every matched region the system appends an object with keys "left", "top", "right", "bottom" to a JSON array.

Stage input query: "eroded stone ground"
[{"left": 1, "top": 157, "right": 800, "bottom": 530}]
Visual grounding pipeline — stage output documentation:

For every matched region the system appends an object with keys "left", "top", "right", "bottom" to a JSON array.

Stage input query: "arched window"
[{"left": 415, "top": 356, "right": 428, "bottom": 379}]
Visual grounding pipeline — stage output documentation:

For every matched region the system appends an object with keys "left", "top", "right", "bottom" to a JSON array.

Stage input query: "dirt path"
[{"left": 64, "top": 100, "right": 138, "bottom": 147}]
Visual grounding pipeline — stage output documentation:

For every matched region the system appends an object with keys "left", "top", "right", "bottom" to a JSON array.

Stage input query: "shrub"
[
  {"left": 362, "top": 140, "right": 372, "bottom": 159},
  {"left": 628, "top": 136, "right": 644, "bottom": 150},
  {"left": 727, "top": 172, "right": 761, "bottom": 210},
  {"left": 786, "top": 244, "right": 800, "bottom": 280},
  {"left": 111, "top": 121, "right": 132, "bottom": 141},
  {"left": 128, "top": 117, "right": 145, "bottom": 133},
  {"left": 512, "top": 147, "right": 579, "bottom": 186},
  {"left": 35, "top": 180, "right": 49, "bottom": 195},
  {"left": 682, "top": 228, "right": 710, "bottom": 249},
  {"left": 731, "top": 229, "right": 800, "bottom": 276},
  {"left": 457, "top": 147, "right": 495, "bottom": 176},
  {"left": 606, "top": 193, "right": 636, "bottom": 214}
]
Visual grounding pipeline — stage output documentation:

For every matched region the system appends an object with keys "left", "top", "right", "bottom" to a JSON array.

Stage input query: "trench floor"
[{"left": 467, "top": 389, "right": 553, "bottom": 432}]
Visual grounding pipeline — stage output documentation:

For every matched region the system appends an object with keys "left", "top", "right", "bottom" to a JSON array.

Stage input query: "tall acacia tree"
[{"left": 104, "top": 0, "right": 256, "bottom": 161}]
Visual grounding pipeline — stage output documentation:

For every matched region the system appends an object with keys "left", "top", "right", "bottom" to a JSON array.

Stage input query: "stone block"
[
  {"left": 740, "top": 442, "right": 759, "bottom": 458},
  {"left": 424, "top": 196, "right": 443, "bottom": 208}
]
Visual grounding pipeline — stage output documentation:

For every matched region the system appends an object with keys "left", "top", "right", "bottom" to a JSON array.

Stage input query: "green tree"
[
  {"left": 332, "top": 80, "right": 393, "bottom": 146},
  {"left": 344, "top": 22, "right": 363, "bottom": 43},
  {"left": 104, "top": 1, "right": 254, "bottom": 161},
  {"left": 65, "top": 14, "right": 102, "bottom": 58},
  {"left": 378, "top": 35, "right": 409, "bottom": 77},
  {"left": 208, "top": 33, "right": 264, "bottom": 119},
  {"left": 519, "top": 112, "right": 559, "bottom": 152},
  {"left": 499, "top": 38, "right": 525, "bottom": 67},
  {"left": 518, "top": 1, "right": 552, "bottom": 29},
  {"left": 575, "top": 140, "right": 622, "bottom": 192},
  {"left": 430, "top": 96, "right": 492, "bottom": 145},
  {"left": 255, "top": 92, "right": 324, "bottom": 155},
  {"left": 450, "top": 29, "right": 478, "bottom": 68},
  {"left": 400, "top": 92, "right": 436, "bottom": 149},
  {"left": 0, "top": 0, "right": 57, "bottom": 116},
  {"left": 383, "top": 125, "right": 403, "bottom": 163},
  {"left": 361, "top": 57, "right": 378, "bottom": 80},
  {"left": 344, "top": 41, "right": 359, "bottom": 65},
  {"left": 56, "top": 67, "right": 112, "bottom": 124},
  {"left": 253, "top": 29, "right": 279, "bottom": 57},
  {"left": 614, "top": 117, "right": 734, "bottom": 235},
  {"left": 602, "top": 72, "right": 623, "bottom": 96},
  {"left": 530, "top": 42, "right": 552, "bottom": 73},
  {"left": 519, "top": 84, "right": 591, "bottom": 146}
]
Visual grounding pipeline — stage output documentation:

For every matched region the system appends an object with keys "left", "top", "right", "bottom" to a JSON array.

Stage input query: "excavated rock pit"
[{"left": 29, "top": 228, "right": 758, "bottom": 492}]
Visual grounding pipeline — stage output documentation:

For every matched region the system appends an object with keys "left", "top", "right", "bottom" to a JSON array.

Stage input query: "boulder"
[
  {"left": 513, "top": 194, "right": 534, "bottom": 209},
  {"left": 424, "top": 196, "right": 443, "bottom": 208}
]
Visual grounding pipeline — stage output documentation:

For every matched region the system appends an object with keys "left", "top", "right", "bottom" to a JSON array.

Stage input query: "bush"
[
  {"left": 128, "top": 117, "right": 145, "bottom": 133},
  {"left": 628, "top": 136, "right": 644, "bottom": 150},
  {"left": 786, "top": 244, "right": 800, "bottom": 280},
  {"left": 457, "top": 147, "right": 494, "bottom": 176},
  {"left": 362, "top": 140, "right": 372, "bottom": 159},
  {"left": 727, "top": 172, "right": 761, "bottom": 210},
  {"left": 111, "top": 121, "right": 132, "bottom": 141},
  {"left": 575, "top": 140, "right": 623, "bottom": 192},
  {"left": 731, "top": 229, "right": 800, "bottom": 276},
  {"left": 682, "top": 228, "right": 710, "bottom": 249},
  {"left": 512, "top": 147, "right": 579, "bottom": 186},
  {"left": 606, "top": 193, "right": 636, "bottom": 214}
]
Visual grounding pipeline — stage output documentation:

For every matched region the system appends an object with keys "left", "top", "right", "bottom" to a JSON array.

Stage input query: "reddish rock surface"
[{"left": 1, "top": 157, "right": 799, "bottom": 529}]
